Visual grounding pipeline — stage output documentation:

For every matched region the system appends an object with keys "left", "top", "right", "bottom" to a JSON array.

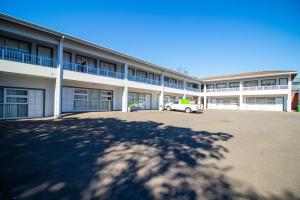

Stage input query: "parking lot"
[{"left": 1, "top": 110, "right": 300, "bottom": 200}]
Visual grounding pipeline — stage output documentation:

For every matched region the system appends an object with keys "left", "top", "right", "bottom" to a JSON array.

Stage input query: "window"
[
  {"left": 100, "top": 61, "right": 116, "bottom": 72},
  {"left": 246, "top": 98, "right": 256, "bottom": 104},
  {"left": 207, "top": 84, "right": 215, "bottom": 89},
  {"left": 279, "top": 78, "right": 288, "bottom": 85},
  {"left": 261, "top": 79, "right": 276, "bottom": 86},
  {"left": 0, "top": 36, "right": 31, "bottom": 54},
  {"left": 266, "top": 98, "right": 276, "bottom": 104},
  {"left": 63, "top": 51, "right": 72, "bottom": 63},
  {"left": 128, "top": 67, "right": 135, "bottom": 75},
  {"left": 74, "top": 89, "right": 88, "bottom": 100},
  {"left": 229, "top": 82, "right": 240, "bottom": 88},
  {"left": 244, "top": 80, "right": 258, "bottom": 87},
  {"left": 216, "top": 83, "right": 227, "bottom": 88},
  {"left": 136, "top": 70, "right": 147, "bottom": 78},
  {"left": 37, "top": 45, "right": 53, "bottom": 58},
  {"left": 256, "top": 98, "right": 265, "bottom": 104},
  {"left": 76, "top": 55, "right": 97, "bottom": 67}
]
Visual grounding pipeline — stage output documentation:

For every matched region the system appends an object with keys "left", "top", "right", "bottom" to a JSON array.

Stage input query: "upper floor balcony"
[
  {"left": 128, "top": 74, "right": 161, "bottom": 86},
  {"left": 1, "top": 48, "right": 56, "bottom": 68},
  {"left": 164, "top": 82, "right": 184, "bottom": 90},
  {"left": 242, "top": 85, "right": 288, "bottom": 91},
  {"left": 206, "top": 87, "right": 240, "bottom": 93},
  {"left": 63, "top": 62, "right": 124, "bottom": 79},
  {"left": 186, "top": 87, "right": 201, "bottom": 92}
]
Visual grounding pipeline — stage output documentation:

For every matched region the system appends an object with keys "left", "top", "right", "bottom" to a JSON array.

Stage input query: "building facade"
[{"left": 0, "top": 14, "right": 297, "bottom": 119}]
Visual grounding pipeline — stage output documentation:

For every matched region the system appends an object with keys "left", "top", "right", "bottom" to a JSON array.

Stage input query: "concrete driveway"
[{"left": 1, "top": 110, "right": 300, "bottom": 200}]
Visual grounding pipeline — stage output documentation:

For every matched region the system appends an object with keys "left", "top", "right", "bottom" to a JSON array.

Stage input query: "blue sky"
[{"left": 1, "top": 0, "right": 300, "bottom": 77}]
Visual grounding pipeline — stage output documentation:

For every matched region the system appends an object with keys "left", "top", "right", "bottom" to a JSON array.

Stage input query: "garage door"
[
  {"left": 246, "top": 97, "right": 284, "bottom": 111},
  {"left": 208, "top": 98, "right": 239, "bottom": 110},
  {"left": 0, "top": 87, "right": 44, "bottom": 119}
]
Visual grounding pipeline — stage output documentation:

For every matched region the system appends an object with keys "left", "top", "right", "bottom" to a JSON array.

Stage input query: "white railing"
[
  {"left": 0, "top": 48, "right": 57, "bottom": 68},
  {"left": 164, "top": 82, "right": 184, "bottom": 90},
  {"left": 206, "top": 87, "right": 240, "bottom": 93},
  {"left": 63, "top": 62, "right": 124, "bottom": 79},
  {"left": 128, "top": 74, "right": 161, "bottom": 86},
  {"left": 242, "top": 85, "right": 288, "bottom": 91},
  {"left": 186, "top": 87, "right": 200, "bottom": 92}
]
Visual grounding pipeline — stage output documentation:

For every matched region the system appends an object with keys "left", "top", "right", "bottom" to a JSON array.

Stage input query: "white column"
[
  {"left": 159, "top": 72, "right": 164, "bottom": 110},
  {"left": 287, "top": 74, "right": 292, "bottom": 112},
  {"left": 122, "top": 63, "right": 128, "bottom": 112},
  {"left": 203, "top": 83, "right": 207, "bottom": 109},
  {"left": 54, "top": 36, "right": 64, "bottom": 118},
  {"left": 239, "top": 80, "right": 243, "bottom": 110}
]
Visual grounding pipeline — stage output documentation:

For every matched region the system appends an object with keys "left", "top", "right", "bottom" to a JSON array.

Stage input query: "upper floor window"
[
  {"left": 100, "top": 61, "right": 116, "bottom": 72},
  {"left": 187, "top": 83, "right": 198, "bottom": 89},
  {"left": 37, "top": 45, "right": 53, "bottom": 59},
  {"left": 229, "top": 82, "right": 240, "bottom": 88},
  {"left": 207, "top": 84, "right": 215, "bottom": 89},
  {"left": 149, "top": 73, "right": 160, "bottom": 81},
  {"left": 244, "top": 80, "right": 258, "bottom": 87},
  {"left": 128, "top": 67, "right": 135, "bottom": 75},
  {"left": 63, "top": 51, "right": 72, "bottom": 63},
  {"left": 261, "top": 79, "right": 276, "bottom": 86},
  {"left": 279, "top": 78, "right": 288, "bottom": 85},
  {"left": 0, "top": 36, "right": 31, "bottom": 54},
  {"left": 75, "top": 55, "right": 97, "bottom": 67},
  {"left": 136, "top": 70, "right": 147, "bottom": 78},
  {"left": 216, "top": 83, "right": 227, "bottom": 88}
]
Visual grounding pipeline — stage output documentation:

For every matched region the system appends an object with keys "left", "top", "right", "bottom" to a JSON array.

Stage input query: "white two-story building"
[
  {"left": 201, "top": 71, "right": 297, "bottom": 112},
  {"left": 0, "top": 14, "right": 297, "bottom": 119},
  {"left": 0, "top": 14, "right": 202, "bottom": 119}
]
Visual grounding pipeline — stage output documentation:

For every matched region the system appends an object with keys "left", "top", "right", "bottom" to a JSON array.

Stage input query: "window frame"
[
  {"left": 279, "top": 78, "right": 288, "bottom": 86},
  {"left": 261, "top": 79, "right": 276, "bottom": 86}
]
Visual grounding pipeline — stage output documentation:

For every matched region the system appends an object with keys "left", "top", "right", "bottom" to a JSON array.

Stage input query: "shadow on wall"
[{"left": 0, "top": 117, "right": 299, "bottom": 200}]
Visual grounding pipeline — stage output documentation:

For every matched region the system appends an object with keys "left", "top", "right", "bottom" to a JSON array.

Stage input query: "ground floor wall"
[
  {"left": 0, "top": 73, "right": 55, "bottom": 117},
  {"left": 206, "top": 94, "right": 288, "bottom": 112}
]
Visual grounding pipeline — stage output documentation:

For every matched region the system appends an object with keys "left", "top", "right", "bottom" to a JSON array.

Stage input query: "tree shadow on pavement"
[{"left": 0, "top": 117, "right": 299, "bottom": 200}]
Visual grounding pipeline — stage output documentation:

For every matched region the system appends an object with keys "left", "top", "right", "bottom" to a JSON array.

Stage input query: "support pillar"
[
  {"left": 54, "top": 36, "right": 64, "bottom": 118},
  {"left": 122, "top": 63, "right": 128, "bottom": 112},
  {"left": 287, "top": 74, "right": 292, "bottom": 112},
  {"left": 203, "top": 84, "right": 207, "bottom": 109},
  {"left": 239, "top": 81, "right": 243, "bottom": 110},
  {"left": 159, "top": 72, "right": 164, "bottom": 110}
]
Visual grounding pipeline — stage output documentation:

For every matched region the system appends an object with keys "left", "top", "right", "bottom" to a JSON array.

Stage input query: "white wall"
[{"left": 0, "top": 72, "right": 55, "bottom": 117}]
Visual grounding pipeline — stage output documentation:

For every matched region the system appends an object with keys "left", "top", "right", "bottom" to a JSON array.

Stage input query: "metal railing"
[
  {"left": 206, "top": 87, "right": 240, "bottom": 93},
  {"left": 242, "top": 85, "right": 288, "bottom": 91},
  {"left": 164, "top": 82, "right": 184, "bottom": 89},
  {"left": 0, "top": 48, "right": 57, "bottom": 68},
  {"left": 186, "top": 87, "right": 200, "bottom": 92},
  {"left": 63, "top": 62, "right": 124, "bottom": 79},
  {"left": 128, "top": 74, "right": 161, "bottom": 85}
]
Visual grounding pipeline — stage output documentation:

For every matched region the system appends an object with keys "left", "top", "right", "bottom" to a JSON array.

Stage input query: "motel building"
[{"left": 0, "top": 14, "right": 298, "bottom": 119}]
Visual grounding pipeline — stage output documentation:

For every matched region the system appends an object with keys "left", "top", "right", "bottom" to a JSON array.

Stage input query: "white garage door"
[
  {"left": 246, "top": 97, "right": 283, "bottom": 111},
  {"left": 0, "top": 88, "right": 44, "bottom": 119},
  {"left": 208, "top": 98, "right": 239, "bottom": 110}
]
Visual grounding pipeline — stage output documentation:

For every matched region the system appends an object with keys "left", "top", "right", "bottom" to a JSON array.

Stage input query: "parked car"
[{"left": 165, "top": 99, "right": 203, "bottom": 113}]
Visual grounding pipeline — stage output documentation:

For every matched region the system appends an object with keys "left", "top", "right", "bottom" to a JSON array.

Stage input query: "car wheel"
[
  {"left": 166, "top": 106, "right": 172, "bottom": 111},
  {"left": 185, "top": 107, "right": 191, "bottom": 113}
]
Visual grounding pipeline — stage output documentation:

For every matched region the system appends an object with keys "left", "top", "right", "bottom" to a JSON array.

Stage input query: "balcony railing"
[
  {"left": 63, "top": 62, "right": 124, "bottom": 79},
  {"left": 206, "top": 87, "right": 240, "bottom": 93},
  {"left": 128, "top": 74, "right": 161, "bottom": 85},
  {"left": 0, "top": 48, "right": 57, "bottom": 68},
  {"left": 164, "top": 82, "right": 184, "bottom": 89},
  {"left": 242, "top": 85, "right": 288, "bottom": 91},
  {"left": 186, "top": 87, "right": 200, "bottom": 92}
]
